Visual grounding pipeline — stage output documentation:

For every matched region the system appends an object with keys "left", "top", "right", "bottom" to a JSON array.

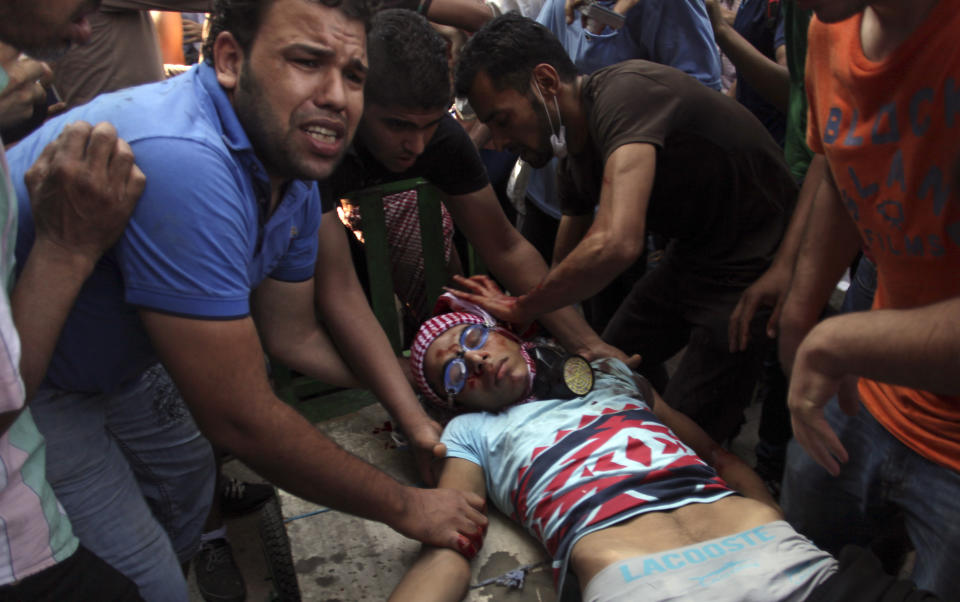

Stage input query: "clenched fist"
[{"left": 26, "top": 120, "right": 146, "bottom": 260}]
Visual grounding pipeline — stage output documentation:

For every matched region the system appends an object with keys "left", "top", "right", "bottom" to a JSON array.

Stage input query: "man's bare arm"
[
  {"left": 797, "top": 298, "right": 960, "bottom": 396},
  {"left": 729, "top": 154, "right": 826, "bottom": 351},
  {"left": 251, "top": 277, "right": 360, "bottom": 388},
  {"left": 254, "top": 212, "right": 445, "bottom": 483},
  {"left": 101, "top": 0, "right": 212, "bottom": 12},
  {"left": 390, "top": 457, "right": 487, "bottom": 602},
  {"left": 424, "top": 0, "right": 494, "bottom": 33},
  {"left": 6, "top": 122, "right": 144, "bottom": 437},
  {"left": 142, "top": 309, "right": 487, "bottom": 546},
  {"left": 312, "top": 212, "right": 447, "bottom": 479},
  {"left": 444, "top": 184, "right": 634, "bottom": 362},
  {"left": 553, "top": 213, "right": 592, "bottom": 267},
  {"left": 788, "top": 296, "right": 960, "bottom": 475},
  {"left": 504, "top": 143, "right": 655, "bottom": 321},
  {"left": 778, "top": 159, "right": 862, "bottom": 374},
  {"left": 706, "top": 0, "right": 789, "bottom": 112}
]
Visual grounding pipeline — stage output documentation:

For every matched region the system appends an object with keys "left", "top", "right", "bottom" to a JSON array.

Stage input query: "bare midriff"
[{"left": 570, "top": 495, "right": 783, "bottom": 588}]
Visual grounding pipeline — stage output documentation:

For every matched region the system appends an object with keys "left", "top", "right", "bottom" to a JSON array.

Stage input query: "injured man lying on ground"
[{"left": 388, "top": 294, "right": 938, "bottom": 602}]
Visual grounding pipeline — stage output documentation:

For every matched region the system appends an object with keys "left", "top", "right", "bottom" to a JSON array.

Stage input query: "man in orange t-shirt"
[{"left": 776, "top": 1, "right": 960, "bottom": 598}]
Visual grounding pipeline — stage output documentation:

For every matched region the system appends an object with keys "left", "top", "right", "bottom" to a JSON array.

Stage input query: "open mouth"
[{"left": 303, "top": 125, "right": 340, "bottom": 145}]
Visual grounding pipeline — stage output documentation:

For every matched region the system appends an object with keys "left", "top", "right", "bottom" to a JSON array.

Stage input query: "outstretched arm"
[
  {"left": 448, "top": 144, "right": 654, "bottom": 328},
  {"left": 424, "top": 0, "right": 495, "bottom": 32},
  {"left": 143, "top": 309, "right": 487, "bottom": 547},
  {"left": 553, "top": 213, "right": 593, "bottom": 266},
  {"left": 444, "top": 184, "right": 639, "bottom": 365},
  {"left": 253, "top": 211, "right": 445, "bottom": 484},
  {"left": 788, "top": 296, "right": 960, "bottom": 476},
  {"left": 390, "top": 457, "right": 488, "bottom": 602},
  {"left": 728, "top": 154, "right": 826, "bottom": 351}
]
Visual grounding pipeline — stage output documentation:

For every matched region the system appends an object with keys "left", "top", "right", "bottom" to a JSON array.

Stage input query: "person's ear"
[
  {"left": 213, "top": 31, "right": 244, "bottom": 92},
  {"left": 531, "top": 63, "right": 561, "bottom": 97}
]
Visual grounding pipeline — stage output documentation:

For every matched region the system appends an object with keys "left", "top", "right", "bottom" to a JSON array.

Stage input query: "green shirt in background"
[{"left": 783, "top": 1, "right": 813, "bottom": 182}]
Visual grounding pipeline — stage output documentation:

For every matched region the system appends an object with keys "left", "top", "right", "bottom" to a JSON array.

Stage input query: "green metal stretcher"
[{"left": 271, "top": 177, "right": 451, "bottom": 409}]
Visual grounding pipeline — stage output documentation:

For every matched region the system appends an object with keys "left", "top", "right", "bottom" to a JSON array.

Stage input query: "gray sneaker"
[{"left": 195, "top": 538, "right": 246, "bottom": 602}]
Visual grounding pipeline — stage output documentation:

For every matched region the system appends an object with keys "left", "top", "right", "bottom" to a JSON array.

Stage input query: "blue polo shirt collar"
[
  {"left": 197, "top": 61, "right": 275, "bottom": 196},
  {"left": 197, "top": 62, "right": 254, "bottom": 154}
]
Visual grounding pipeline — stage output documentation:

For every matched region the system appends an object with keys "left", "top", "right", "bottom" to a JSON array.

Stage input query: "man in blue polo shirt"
[{"left": 7, "top": 0, "right": 487, "bottom": 599}]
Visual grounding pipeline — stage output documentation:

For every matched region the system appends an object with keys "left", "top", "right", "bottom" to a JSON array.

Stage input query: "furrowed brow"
[
  {"left": 347, "top": 57, "right": 368, "bottom": 75},
  {"left": 287, "top": 43, "right": 335, "bottom": 59}
]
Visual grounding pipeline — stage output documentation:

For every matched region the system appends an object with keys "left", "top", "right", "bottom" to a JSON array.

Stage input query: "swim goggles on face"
[{"left": 442, "top": 324, "right": 491, "bottom": 400}]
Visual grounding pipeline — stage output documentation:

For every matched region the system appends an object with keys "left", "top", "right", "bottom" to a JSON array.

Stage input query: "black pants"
[
  {"left": 602, "top": 250, "right": 768, "bottom": 444},
  {"left": 0, "top": 545, "right": 142, "bottom": 602},
  {"left": 808, "top": 546, "right": 940, "bottom": 602}
]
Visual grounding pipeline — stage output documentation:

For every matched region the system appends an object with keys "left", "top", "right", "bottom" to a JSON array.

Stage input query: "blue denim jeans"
[
  {"left": 841, "top": 255, "right": 877, "bottom": 314},
  {"left": 781, "top": 400, "right": 960, "bottom": 599},
  {"left": 31, "top": 365, "right": 215, "bottom": 602}
]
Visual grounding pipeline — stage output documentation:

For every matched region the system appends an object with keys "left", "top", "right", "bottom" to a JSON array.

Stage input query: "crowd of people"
[{"left": 0, "top": 0, "right": 956, "bottom": 601}]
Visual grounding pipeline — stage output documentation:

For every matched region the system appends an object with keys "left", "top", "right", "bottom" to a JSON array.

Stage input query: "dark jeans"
[
  {"left": 754, "top": 341, "right": 790, "bottom": 475},
  {"left": 756, "top": 254, "right": 878, "bottom": 478},
  {"left": 808, "top": 546, "right": 940, "bottom": 602},
  {"left": 0, "top": 546, "right": 143, "bottom": 602},
  {"left": 31, "top": 365, "right": 215, "bottom": 600},
  {"left": 602, "top": 253, "right": 767, "bottom": 444},
  {"left": 842, "top": 254, "right": 878, "bottom": 314},
  {"left": 782, "top": 401, "right": 960, "bottom": 599}
]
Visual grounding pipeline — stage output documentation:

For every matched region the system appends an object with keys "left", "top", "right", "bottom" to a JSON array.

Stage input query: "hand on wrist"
[{"left": 31, "top": 235, "right": 100, "bottom": 277}]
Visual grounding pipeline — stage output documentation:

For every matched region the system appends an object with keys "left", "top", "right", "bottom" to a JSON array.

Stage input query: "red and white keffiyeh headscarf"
[{"left": 410, "top": 294, "right": 536, "bottom": 411}]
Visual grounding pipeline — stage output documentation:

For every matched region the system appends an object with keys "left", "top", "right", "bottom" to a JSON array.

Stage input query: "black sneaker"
[
  {"left": 220, "top": 477, "right": 275, "bottom": 517},
  {"left": 195, "top": 538, "right": 246, "bottom": 602}
]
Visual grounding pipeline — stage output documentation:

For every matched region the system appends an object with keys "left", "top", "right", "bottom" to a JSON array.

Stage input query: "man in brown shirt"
[{"left": 449, "top": 14, "right": 797, "bottom": 444}]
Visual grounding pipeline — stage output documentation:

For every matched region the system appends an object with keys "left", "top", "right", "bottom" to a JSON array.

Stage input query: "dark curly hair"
[
  {"left": 202, "top": 0, "right": 379, "bottom": 67},
  {"left": 365, "top": 9, "right": 451, "bottom": 110},
  {"left": 454, "top": 13, "right": 577, "bottom": 99}
]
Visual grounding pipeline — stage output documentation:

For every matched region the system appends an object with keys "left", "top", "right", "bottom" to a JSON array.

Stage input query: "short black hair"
[
  {"left": 454, "top": 13, "right": 577, "bottom": 99},
  {"left": 365, "top": 9, "right": 451, "bottom": 110},
  {"left": 202, "top": 0, "right": 377, "bottom": 67}
]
